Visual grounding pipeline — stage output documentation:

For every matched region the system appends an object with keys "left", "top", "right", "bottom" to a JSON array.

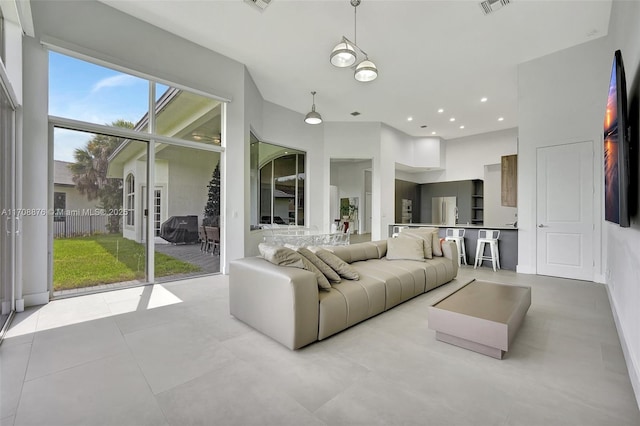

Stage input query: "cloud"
[{"left": 91, "top": 74, "right": 139, "bottom": 93}]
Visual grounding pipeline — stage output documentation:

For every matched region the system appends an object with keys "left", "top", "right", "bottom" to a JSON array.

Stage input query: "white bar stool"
[
  {"left": 474, "top": 229, "right": 501, "bottom": 271},
  {"left": 445, "top": 228, "right": 467, "bottom": 265}
]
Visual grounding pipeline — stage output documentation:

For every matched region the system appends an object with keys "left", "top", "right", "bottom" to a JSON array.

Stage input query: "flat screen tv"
[{"left": 604, "top": 49, "right": 630, "bottom": 227}]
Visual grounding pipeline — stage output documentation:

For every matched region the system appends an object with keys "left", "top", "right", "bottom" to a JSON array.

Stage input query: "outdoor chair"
[{"left": 205, "top": 226, "right": 220, "bottom": 255}]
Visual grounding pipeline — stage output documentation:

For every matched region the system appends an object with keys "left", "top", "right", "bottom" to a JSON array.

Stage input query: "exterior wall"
[
  {"left": 166, "top": 150, "right": 220, "bottom": 221},
  {"left": 53, "top": 185, "right": 100, "bottom": 212}
]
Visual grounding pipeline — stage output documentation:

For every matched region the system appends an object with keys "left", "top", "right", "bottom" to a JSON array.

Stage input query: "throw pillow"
[
  {"left": 309, "top": 247, "right": 360, "bottom": 280},
  {"left": 386, "top": 237, "right": 425, "bottom": 261},
  {"left": 285, "top": 245, "right": 341, "bottom": 283},
  {"left": 258, "top": 243, "right": 304, "bottom": 268},
  {"left": 432, "top": 232, "right": 443, "bottom": 257},
  {"left": 397, "top": 230, "right": 433, "bottom": 259},
  {"left": 258, "top": 244, "right": 331, "bottom": 291}
]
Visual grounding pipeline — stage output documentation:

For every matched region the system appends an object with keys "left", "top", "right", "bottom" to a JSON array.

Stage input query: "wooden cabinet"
[{"left": 501, "top": 154, "right": 517, "bottom": 207}]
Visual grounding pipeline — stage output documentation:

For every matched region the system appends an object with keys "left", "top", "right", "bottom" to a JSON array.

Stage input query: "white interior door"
[
  {"left": 536, "top": 141, "right": 593, "bottom": 280},
  {"left": 365, "top": 192, "right": 372, "bottom": 233}
]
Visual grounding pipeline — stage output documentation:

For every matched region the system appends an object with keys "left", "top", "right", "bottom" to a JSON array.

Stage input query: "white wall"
[
  {"left": 517, "top": 37, "right": 610, "bottom": 277},
  {"left": 415, "top": 128, "right": 518, "bottom": 183},
  {"left": 602, "top": 0, "right": 640, "bottom": 408},
  {"left": 324, "top": 122, "right": 384, "bottom": 238},
  {"left": 21, "top": 37, "right": 49, "bottom": 306}
]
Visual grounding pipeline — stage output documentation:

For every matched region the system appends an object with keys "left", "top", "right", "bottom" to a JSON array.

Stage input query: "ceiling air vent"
[
  {"left": 480, "top": 0, "right": 510, "bottom": 15},
  {"left": 244, "top": 0, "right": 272, "bottom": 12},
  {"left": 351, "top": 111, "right": 361, "bottom": 116}
]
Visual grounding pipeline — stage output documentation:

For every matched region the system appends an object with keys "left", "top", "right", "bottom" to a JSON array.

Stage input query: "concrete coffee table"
[{"left": 428, "top": 280, "right": 531, "bottom": 359}]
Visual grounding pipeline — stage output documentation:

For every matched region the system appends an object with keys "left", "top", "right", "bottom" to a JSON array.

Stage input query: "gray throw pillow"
[
  {"left": 386, "top": 237, "right": 425, "bottom": 261},
  {"left": 289, "top": 245, "right": 341, "bottom": 283},
  {"left": 309, "top": 247, "right": 360, "bottom": 280},
  {"left": 258, "top": 243, "right": 331, "bottom": 290}
]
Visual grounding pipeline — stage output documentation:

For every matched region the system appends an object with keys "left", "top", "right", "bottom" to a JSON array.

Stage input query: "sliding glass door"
[{"left": 0, "top": 77, "right": 15, "bottom": 331}]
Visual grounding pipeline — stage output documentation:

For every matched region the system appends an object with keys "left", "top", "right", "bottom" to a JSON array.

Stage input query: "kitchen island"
[{"left": 388, "top": 223, "right": 518, "bottom": 271}]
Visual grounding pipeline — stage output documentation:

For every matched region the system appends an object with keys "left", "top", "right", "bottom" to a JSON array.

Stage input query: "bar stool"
[
  {"left": 474, "top": 229, "right": 501, "bottom": 271},
  {"left": 445, "top": 228, "right": 467, "bottom": 266}
]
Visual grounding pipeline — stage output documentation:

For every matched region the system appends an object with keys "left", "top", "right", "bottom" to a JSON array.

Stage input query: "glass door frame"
[{"left": 0, "top": 61, "right": 19, "bottom": 338}]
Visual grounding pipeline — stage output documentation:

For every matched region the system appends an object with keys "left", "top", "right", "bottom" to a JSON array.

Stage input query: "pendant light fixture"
[
  {"left": 329, "top": 0, "right": 378, "bottom": 82},
  {"left": 304, "top": 91, "right": 323, "bottom": 125}
]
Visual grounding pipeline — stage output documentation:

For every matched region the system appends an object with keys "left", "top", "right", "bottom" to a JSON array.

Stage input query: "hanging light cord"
[{"left": 353, "top": 2, "right": 357, "bottom": 46}]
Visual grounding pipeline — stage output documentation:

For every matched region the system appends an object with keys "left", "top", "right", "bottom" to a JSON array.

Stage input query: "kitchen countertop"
[{"left": 391, "top": 223, "right": 518, "bottom": 230}]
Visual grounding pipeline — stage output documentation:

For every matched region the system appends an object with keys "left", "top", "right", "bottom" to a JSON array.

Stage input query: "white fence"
[{"left": 53, "top": 214, "right": 115, "bottom": 238}]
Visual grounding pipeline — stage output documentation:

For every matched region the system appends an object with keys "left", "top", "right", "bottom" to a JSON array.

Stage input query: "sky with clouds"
[{"left": 49, "top": 51, "right": 150, "bottom": 162}]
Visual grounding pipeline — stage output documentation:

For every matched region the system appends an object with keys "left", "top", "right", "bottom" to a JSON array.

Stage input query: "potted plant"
[{"left": 340, "top": 203, "right": 350, "bottom": 220}]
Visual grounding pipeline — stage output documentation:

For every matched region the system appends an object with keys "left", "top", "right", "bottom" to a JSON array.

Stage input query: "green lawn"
[{"left": 53, "top": 234, "right": 201, "bottom": 291}]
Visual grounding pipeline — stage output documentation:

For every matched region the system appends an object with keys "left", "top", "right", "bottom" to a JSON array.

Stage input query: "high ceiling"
[{"left": 99, "top": 0, "right": 612, "bottom": 140}]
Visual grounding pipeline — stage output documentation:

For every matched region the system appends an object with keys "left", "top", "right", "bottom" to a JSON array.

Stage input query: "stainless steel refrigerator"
[{"left": 432, "top": 196, "right": 457, "bottom": 225}]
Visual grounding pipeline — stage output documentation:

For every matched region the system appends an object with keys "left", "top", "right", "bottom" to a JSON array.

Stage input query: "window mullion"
[{"left": 146, "top": 83, "right": 155, "bottom": 283}]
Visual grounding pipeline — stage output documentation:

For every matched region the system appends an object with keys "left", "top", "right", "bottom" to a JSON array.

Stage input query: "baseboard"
[
  {"left": 23, "top": 291, "right": 49, "bottom": 308},
  {"left": 516, "top": 265, "right": 536, "bottom": 274},
  {"left": 594, "top": 273, "right": 606, "bottom": 284},
  {"left": 605, "top": 285, "right": 640, "bottom": 411}
]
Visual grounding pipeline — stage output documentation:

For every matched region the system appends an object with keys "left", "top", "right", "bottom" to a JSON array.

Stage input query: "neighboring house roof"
[{"left": 54, "top": 160, "right": 75, "bottom": 186}]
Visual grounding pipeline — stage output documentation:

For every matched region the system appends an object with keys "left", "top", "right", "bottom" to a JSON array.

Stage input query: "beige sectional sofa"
[{"left": 229, "top": 238, "right": 458, "bottom": 350}]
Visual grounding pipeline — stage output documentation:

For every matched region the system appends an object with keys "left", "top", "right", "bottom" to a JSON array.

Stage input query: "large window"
[
  {"left": 49, "top": 51, "right": 224, "bottom": 296},
  {"left": 250, "top": 133, "right": 305, "bottom": 228}
]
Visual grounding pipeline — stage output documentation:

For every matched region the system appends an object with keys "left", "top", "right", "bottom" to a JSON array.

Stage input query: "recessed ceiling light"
[
  {"left": 431, "top": 131, "right": 436, "bottom": 135},
  {"left": 407, "top": 116, "right": 413, "bottom": 121},
  {"left": 498, "top": 117, "right": 504, "bottom": 121},
  {"left": 459, "top": 125, "right": 465, "bottom": 129},
  {"left": 438, "top": 108, "right": 444, "bottom": 113},
  {"left": 449, "top": 117, "right": 455, "bottom": 122},
  {"left": 481, "top": 97, "right": 488, "bottom": 102}
]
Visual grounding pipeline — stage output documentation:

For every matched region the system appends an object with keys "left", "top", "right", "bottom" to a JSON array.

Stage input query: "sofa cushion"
[
  {"left": 287, "top": 245, "right": 341, "bottom": 283},
  {"left": 351, "top": 259, "right": 426, "bottom": 309},
  {"left": 258, "top": 243, "right": 331, "bottom": 291},
  {"left": 309, "top": 247, "right": 360, "bottom": 280},
  {"left": 386, "top": 237, "right": 425, "bottom": 261},
  {"left": 318, "top": 276, "right": 386, "bottom": 340}
]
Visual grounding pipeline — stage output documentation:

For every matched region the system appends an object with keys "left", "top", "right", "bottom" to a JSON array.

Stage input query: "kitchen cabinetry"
[
  {"left": 419, "top": 179, "right": 480, "bottom": 225},
  {"left": 472, "top": 179, "right": 484, "bottom": 225}
]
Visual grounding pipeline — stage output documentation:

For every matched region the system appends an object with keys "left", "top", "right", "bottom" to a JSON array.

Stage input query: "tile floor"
[{"left": 1, "top": 266, "right": 639, "bottom": 426}]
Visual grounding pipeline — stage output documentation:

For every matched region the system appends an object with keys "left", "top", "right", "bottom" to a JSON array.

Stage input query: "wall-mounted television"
[{"left": 603, "top": 49, "right": 631, "bottom": 227}]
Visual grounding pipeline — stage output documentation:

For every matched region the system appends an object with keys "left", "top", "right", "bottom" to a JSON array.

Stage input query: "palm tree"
[{"left": 69, "top": 120, "right": 134, "bottom": 233}]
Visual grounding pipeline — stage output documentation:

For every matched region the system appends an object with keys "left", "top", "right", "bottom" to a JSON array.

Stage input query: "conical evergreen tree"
[{"left": 203, "top": 160, "right": 221, "bottom": 226}]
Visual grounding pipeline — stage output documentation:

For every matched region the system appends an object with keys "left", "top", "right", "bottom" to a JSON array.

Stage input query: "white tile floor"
[{"left": 1, "top": 267, "right": 639, "bottom": 426}]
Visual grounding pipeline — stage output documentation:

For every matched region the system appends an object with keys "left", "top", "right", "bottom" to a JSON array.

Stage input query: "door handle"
[{"left": 538, "top": 224, "right": 545, "bottom": 228}]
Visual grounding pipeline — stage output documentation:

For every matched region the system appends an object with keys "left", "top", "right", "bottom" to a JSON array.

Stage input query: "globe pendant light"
[{"left": 304, "top": 91, "right": 323, "bottom": 125}]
